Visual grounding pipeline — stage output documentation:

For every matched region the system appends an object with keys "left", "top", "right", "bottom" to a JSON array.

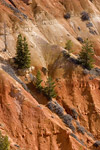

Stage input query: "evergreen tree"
[
  {"left": 78, "top": 39, "right": 94, "bottom": 70},
  {"left": 35, "top": 70, "right": 43, "bottom": 91},
  {"left": 15, "top": 34, "right": 31, "bottom": 69},
  {"left": 43, "top": 77, "right": 57, "bottom": 100},
  {"left": 23, "top": 37, "right": 31, "bottom": 69},
  {"left": 0, "top": 132, "right": 10, "bottom": 150},
  {"left": 15, "top": 34, "right": 23, "bottom": 68}
]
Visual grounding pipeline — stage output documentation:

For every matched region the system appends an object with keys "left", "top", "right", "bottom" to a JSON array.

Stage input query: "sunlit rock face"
[{"left": 0, "top": 0, "right": 100, "bottom": 150}]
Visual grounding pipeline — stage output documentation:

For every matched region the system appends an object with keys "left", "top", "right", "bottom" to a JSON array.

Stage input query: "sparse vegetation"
[
  {"left": 65, "top": 40, "right": 73, "bottom": 53},
  {"left": 0, "top": 132, "right": 10, "bottom": 150},
  {"left": 64, "top": 13, "right": 71, "bottom": 19},
  {"left": 86, "top": 131, "right": 94, "bottom": 139},
  {"left": 15, "top": 34, "right": 31, "bottom": 69},
  {"left": 77, "top": 124, "right": 85, "bottom": 135},
  {"left": 47, "top": 101, "right": 64, "bottom": 117},
  {"left": 86, "top": 22, "right": 93, "bottom": 28},
  {"left": 89, "top": 28, "right": 97, "bottom": 35},
  {"left": 70, "top": 133, "right": 85, "bottom": 146},
  {"left": 34, "top": 71, "right": 57, "bottom": 100},
  {"left": 47, "top": 101, "right": 54, "bottom": 112},
  {"left": 43, "top": 77, "right": 57, "bottom": 100},
  {"left": 78, "top": 39, "right": 94, "bottom": 70},
  {"left": 93, "top": 141, "right": 100, "bottom": 148},
  {"left": 35, "top": 70, "right": 43, "bottom": 92},
  {"left": 47, "top": 101, "right": 75, "bottom": 132},
  {"left": 71, "top": 109, "right": 78, "bottom": 120},
  {"left": 62, "top": 50, "right": 70, "bottom": 58},
  {"left": 76, "top": 120, "right": 94, "bottom": 138},
  {"left": 81, "top": 11, "right": 90, "bottom": 21},
  {"left": 63, "top": 114, "right": 75, "bottom": 132},
  {"left": 77, "top": 37, "right": 84, "bottom": 43}
]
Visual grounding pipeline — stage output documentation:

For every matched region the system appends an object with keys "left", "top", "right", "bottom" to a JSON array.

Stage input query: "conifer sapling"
[
  {"left": 78, "top": 39, "right": 94, "bottom": 70},
  {"left": 43, "top": 77, "right": 57, "bottom": 100},
  {"left": 35, "top": 70, "right": 43, "bottom": 91}
]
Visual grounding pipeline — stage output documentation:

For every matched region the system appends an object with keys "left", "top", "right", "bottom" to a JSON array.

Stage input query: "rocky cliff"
[{"left": 0, "top": 0, "right": 100, "bottom": 149}]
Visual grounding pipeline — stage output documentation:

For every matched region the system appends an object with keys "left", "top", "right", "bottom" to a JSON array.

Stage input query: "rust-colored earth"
[{"left": 0, "top": 0, "right": 100, "bottom": 149}]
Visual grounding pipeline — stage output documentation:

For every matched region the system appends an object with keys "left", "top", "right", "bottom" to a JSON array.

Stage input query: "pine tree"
[
  {"left": 78, "top": 39, "right": 94, "bottom": 70},
  {"left": 15, "top": 34, "right": 31, "bottom": 69},
  {"left": 43, "top": 77, "right": 57, "bottom": 100},
  {"left": 35, "top": 70, "right": 43, "bottom": 91},
  {"left": 15, "top": 34, "right": 23, "bottom": 68},
  {"left": 0, "top": 132, "right": 10, "bottom": 150},
  {"left": 23, "top": 37, "right": 31, "bottom": 69}
]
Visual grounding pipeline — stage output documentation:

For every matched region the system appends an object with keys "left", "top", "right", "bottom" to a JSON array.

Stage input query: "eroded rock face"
[
  {"left": 52, "top": 63, "right": 100, "bottom": 138},
  {"left": 0, "top": 69, "right": 85, "bottom": 150},
  {"left": 0, "top": 0, "right": 100, "bottom": 149},
  {"left": 0, "top": 0, "right": 100, "bottom": 67}
]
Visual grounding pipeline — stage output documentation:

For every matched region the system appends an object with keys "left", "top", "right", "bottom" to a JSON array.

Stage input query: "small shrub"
[
  {"left": 62, "top": 50, "right": 70, "bottom": 58},
  {"left": 77, "top": 125, "right": 85, "bottom": 135},
  {"left": 70, "top": 133, "right": 84, "bottom": 146},
  {"left": 0, "top": 132, "right": 10, "bottom": 150},
  {"left": 93, "top": 141, "right": 100, "bottom": 148},
  {"left": 76, "top": 122, "right": 94, "bottom": 139},
  {"left": 42, "top": 67, "right": 48, "bottom": 75},
  {"left": 53, "top": 101, "right": 64, "bottom": 117},
  {"left": 86, "top": 22, "right": 93, "bottom": 28},
  {"left": 14, "top": 144, "right": 20, "bottom": 148},
  {"left": 47, "top": 102, "right": 76, "bottom": 132},
  {"left": 71, "top": 109, "right": 78, "bottom": 120},
  {"left": 47, "top": 101, "right": 55, "bottom": 112},
  {"left": 89, "top": 67, "right": 100, "bottom": 77},
  {"left": 64, "top": 13, "right": 71, "bottom": 19},
  {"left": 76, "top": 121, "right": 80, "bottom": 126},
  {"left": 89, "top": 28, "right": 97, "bottom": 35},
  {"left": 81, "top": 11, "right": 90, "bottom": 21},
  {"left": 47, "top": 101, "right": 64, "bottom": 117},
  {"left": 63, "top": 114, "right": 73, "bottom": 122},
  {"left": 70, "top": 133, "right": 77, "bottom": 139},
  {"left": 83, "top": 69, "right": 90, "bottom": 75},
  {"left": 77, "top": 37, "right": 84, "bottom": 43},
  {"left": 63, "top": 114, "right": 75, "bottom": 132},
  {"left": 78, "top": 27, "right": 81, "bottom": 31},
  {"left": 86, "top": 131, "right": 94, "bottom": 139},
  {"left": 70, "top": 57, "right": 80, "bottom": 65}
]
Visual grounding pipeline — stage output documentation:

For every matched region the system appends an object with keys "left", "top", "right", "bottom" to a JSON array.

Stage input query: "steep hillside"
[{"left": 0, "top": 0, "right": 100, "bottom": 149}]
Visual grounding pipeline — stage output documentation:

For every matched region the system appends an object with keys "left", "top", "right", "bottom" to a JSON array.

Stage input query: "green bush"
[{"left": 0, "top": 132, "right": 10, "bottom": 150}]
